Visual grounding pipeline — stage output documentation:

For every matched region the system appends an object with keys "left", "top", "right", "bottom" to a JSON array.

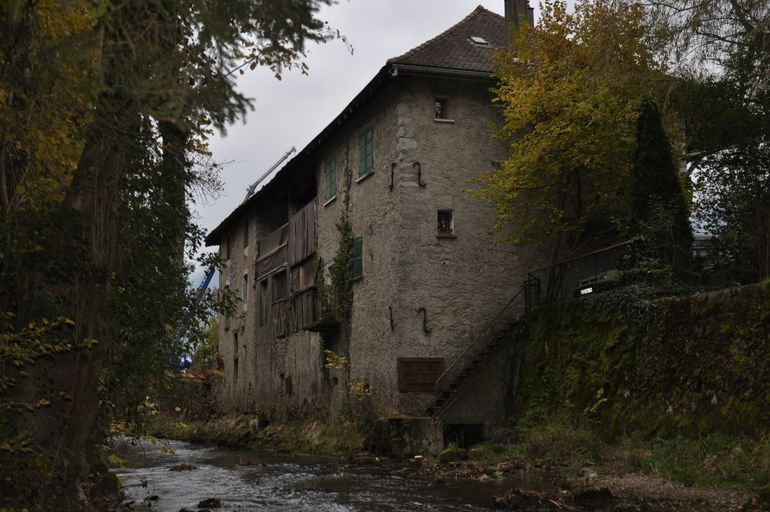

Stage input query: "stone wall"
[
  {"left": 214, "top": 72, "right": 546, "bottom": 425},
  {"left": 512, "top": 282, "right": 770, "bottom": 437},
  {"left": 385, "top": 76, "right": 542, "bottom": 417}
]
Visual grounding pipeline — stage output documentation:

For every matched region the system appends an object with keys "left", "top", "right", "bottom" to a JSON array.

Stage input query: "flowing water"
[{"left": 112, "top": 438, "right": 556, "bottom": 511}]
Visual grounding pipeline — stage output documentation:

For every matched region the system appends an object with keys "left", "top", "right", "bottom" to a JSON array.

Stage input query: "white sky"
[{"left": 191, "top": 1, "right": 557, "bottom": 284}]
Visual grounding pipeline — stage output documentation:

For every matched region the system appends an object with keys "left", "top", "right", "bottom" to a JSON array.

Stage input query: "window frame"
[
  {"left": 437, "top": 209, "right": 455, "bottom": 238},
  {"left": 434, "top": 98, "right": 448, "bottom": 120},
  {"left": 358, "top": 128, "right": 374, "bottom": 179}
]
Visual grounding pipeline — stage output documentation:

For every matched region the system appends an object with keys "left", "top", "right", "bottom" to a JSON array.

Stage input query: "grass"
[
  {"left": 150, "top": 413, "right": 366, "bottom": 456},
  {"left": 463, "top": 418, "right": 770, "bottom": 491},
  {"left": 614, "top": 435, "right": 770, "bottom": 489}
]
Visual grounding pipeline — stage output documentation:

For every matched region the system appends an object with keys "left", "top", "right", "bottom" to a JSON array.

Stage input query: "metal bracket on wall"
[
  {"left": 417, "top": 307, "right": 432, "bottom": 334},
  {"left": 413, "top": 161, "right": 427, "bottom": 187},
  {"left": 390, "top": 162, "right": 396, "bottom": 191}
]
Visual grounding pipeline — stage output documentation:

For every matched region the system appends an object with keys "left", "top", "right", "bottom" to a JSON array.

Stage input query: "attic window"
[
  {"left": 435, "top": 98, "right": 448, "bottom": 120},
  {"left": 469, "top": 36, "right": 490, "bottom": 46}
]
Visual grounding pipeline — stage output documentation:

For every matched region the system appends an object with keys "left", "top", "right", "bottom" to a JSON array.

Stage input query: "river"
[{"left": 112, "top": 438, "right": 565, "bottom": 511}]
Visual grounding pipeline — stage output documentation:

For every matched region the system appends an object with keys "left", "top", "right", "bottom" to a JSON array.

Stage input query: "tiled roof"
[{"left": 388, "top": 6, "right": 509, "bottom": 73}]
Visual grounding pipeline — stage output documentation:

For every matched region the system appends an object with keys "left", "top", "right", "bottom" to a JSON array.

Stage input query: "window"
[
  {"left": 358, "top": 128, "right": 374, "bottom": 178},
  {"left": 353, "top": 236, "right": 363, "bottom": 278},
  {"left": 324, "top": 157, "right": 337, "bottom": 202},
  {"left": 243, "top": 220, "right": 249, "bottom": 249},
  {"left": 242, "top": 273, "right": 248, "bottom": 305},
  {"left": 259, "top": 279, "right": 268, "bottom": 326},
  {"left": 437, "top": 210, "right": 454, "bottom": 236},
  {"left": 272, "top": 270, "right": 287, "bottom": 303},
  {"left": 233, "top": 357, "right": 239, "bottom": 383},
  {"left": 435, "top": 98, "right": 448, "bottom": 120}
]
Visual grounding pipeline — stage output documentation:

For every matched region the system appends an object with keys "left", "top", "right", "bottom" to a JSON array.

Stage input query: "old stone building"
[{"left": 204, "top": 1, "right": 542, "bottom": 442}]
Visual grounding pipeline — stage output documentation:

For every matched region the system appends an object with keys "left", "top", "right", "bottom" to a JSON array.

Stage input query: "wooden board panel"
[
  {"left": 288, "top": 202, "right": 316, "bottom": 266},
  {"left": 397, "top": 358, "right": 445, "bottom": 392}
]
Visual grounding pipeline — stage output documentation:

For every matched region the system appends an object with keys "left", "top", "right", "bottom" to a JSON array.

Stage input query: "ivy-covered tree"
[{"left": 629, "top": 99, "right": 692, "bottom": 273}]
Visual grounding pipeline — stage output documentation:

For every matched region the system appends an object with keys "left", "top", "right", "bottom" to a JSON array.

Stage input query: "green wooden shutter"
[
  {"left": 353, "top": 236, "right": 363, "bottom": 277},
  {"left": 358, "top": 129, "right": 373, "bottom": 178}
]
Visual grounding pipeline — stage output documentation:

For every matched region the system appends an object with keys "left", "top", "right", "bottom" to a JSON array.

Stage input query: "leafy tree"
[
  {"left": 695, "top": 144, "right": 770, "bottom": 282},
  {"left": 647, "top": 0, "right": 769, "bottom": 283},
  {"left": 629, "top": 99, "right": 692, "bottom": 274},
  {"left": 0, "top": 0, "right": 336, "bottom": 508},
  {"left": 478, "top": 0, "right": 667, "bottom": 260}
]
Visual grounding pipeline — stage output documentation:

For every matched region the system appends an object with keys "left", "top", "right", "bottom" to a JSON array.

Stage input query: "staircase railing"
[{"left": 433, "top": 288, "right": 524, "bottom": 399}]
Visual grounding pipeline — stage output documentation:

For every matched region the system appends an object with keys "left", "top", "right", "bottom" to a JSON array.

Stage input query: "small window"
[
  {"left": 259, "top": 279, "right": 268, "bottom": 326},
  {"left": 233, "top": 356, "right": 239, "bottom": 383},
  {"left": 469, "top": 36, "right": 490, "bottom": 46},
  {"left": 353, "top": 236, "right": 363, "bottom": 278},
  {"left": 243, "top": 220, "right": 249, "bottom": 249},
  {"left": 324, "top": 157, "right": 337, "bottom": 202},
  {"left": 437, "top": 210, "right": 454, "bottom": 236},
  {"left": 358, "top": 128, "right": 374, "bottom": 178},
  {"left": 242, "top": 273, "right": 248, "bottom": 305},
  {"left": 435, "top": 98, "right": 448, "bottom": 120},
  {"left": 272, "top": 270, "right": 287, "bottom": 303}
]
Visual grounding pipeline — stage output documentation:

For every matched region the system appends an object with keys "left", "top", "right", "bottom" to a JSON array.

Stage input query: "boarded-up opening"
[
  {"left": 397, "top": 358, "right": 444, "bottom": 392},
  {"left": 291, "top": 257, "right": 316, "bottom": 293}
]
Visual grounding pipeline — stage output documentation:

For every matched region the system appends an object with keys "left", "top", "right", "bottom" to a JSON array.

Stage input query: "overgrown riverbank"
[
  {"left": 147, "top": 411, "right": 763, "bottom": 511},
  {"left": 146, "top": 282, "right": 770, "bottom": 509},
  {"left": 150, "top": 413, "right": 366, "bottom": 456}
]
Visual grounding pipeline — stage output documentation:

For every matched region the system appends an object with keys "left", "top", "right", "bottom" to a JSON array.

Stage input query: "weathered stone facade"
[{"left": 206, "top": 3, "right": 546, "bottom": 435}]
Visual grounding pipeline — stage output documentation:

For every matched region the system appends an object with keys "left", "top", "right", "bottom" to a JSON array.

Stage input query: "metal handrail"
[{"left": 433, "top": 288, "right": 524, "bottom": 396}]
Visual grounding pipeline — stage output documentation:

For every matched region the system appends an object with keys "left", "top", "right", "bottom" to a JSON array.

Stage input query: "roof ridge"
[{"left": 387, "top": 5, "right": 496, "bottom": 64}]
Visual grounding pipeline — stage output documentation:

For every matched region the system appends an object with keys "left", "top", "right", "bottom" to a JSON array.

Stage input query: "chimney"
[{"left": 504, "top": 0, "right": 534, "bottom": 28}]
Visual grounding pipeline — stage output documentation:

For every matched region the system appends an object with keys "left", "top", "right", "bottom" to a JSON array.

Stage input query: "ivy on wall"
[
  {"left": 513, "top": 281, "right": 770, "bottom": 438},
  {"left": 329, "top": 166, "right": 355, "bottom": 321}
]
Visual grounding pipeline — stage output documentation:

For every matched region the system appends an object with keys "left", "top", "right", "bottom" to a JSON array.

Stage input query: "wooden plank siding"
[
  {"left": 254, "top": 201, "right": 318, "bottom": 341},
  {"left": 397, "top": 358, "right": 445, "bottom": 392},
  {"left": 255, "top": 245, "right": 287, "bottom": 278},
  {"left": 288, "top": 202, "right": 316, "bottom": 266}
]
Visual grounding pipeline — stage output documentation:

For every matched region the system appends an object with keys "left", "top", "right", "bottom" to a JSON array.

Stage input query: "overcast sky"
[{"left": 191, "top": 0, "right": 555, "bottom": 284}]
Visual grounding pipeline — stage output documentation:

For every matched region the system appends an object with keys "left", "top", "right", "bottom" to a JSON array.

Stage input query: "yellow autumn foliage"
[{"left": 477, "top": 0, "right": 670, "bottom": 251}]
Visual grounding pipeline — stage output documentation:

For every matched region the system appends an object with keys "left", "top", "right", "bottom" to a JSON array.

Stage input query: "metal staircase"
[{"left": 429, "top": 277, "right": 540, "bottom": 418}]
